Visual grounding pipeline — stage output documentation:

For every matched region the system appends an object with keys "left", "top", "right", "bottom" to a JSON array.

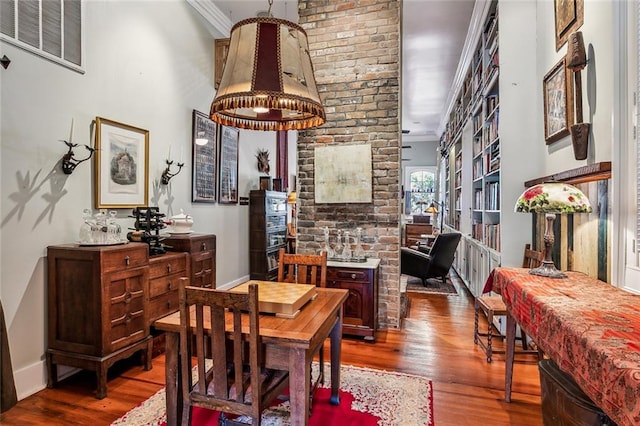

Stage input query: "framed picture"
[
  {"left": 191, "top": 110, "right": 217, "bottom": 203},
  {"left": 554, "top": 0, "right": 583, "bottom": 51},
  {"left": 95, "top": 117, "right": 149, "bottom": 209},
  {"left": 272, "top": 177, "right": 283, "bottom": 192},
  {"left": 259, "top": 176, "right": 271, "bottom": 191},
  {"left": 218, "top": 125, "right": 239, "bottom": 204},
  {"left": 543, "top": 57, "right": 573, "bottom": 144}
]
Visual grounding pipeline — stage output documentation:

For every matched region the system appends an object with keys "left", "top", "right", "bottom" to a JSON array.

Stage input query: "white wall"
[{"left": 0, "top": 0, "right": 287, "bottom": 399}]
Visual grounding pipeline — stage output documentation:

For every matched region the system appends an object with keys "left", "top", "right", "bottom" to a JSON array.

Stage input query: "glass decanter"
[
  {"left": 323, "top": 226, "right": 334, "bottom": 258},
  {"left": 79, "top": 209, "right": 94, "bottom": 243},
  {"left": 333, "top": 230, "right": 343, "bottom": 259},
  {"left": 353, "top": 227, "right": 365, "bottom": 261},
  {"left": 107, "top": 211, "right": 122, "bottom": 243},
  {"left": 342, "top": 231, "right": 352, "bottom": 260}
]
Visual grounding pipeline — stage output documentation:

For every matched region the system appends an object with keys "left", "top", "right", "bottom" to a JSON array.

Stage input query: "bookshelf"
[{"left": 437, "top": 0, "right": 540, "bottom": 296}]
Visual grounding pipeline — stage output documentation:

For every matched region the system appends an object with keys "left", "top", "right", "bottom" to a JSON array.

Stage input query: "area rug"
[
  {"left": 112, "top": 363, "right": 434, "bottom": 426},
  {"left": 402, "top": 274, "right": 457, "bottom": 295}
]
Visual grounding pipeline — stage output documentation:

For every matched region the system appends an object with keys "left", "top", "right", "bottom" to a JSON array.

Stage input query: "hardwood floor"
[{"left": 0, "top": 275, "right": 542, "bottom": 425}]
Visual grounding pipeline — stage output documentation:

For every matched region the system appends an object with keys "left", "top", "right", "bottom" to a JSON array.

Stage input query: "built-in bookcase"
[{"left": 437, "top": 0, "right": 540, "bottom": 296}]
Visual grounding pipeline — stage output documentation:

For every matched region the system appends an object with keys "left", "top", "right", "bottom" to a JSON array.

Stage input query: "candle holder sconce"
[
  {"left": 160, "top": 159, "right": 184, "bottom": 185},
  {"left": 61, "top": 140, "right": 96, "bottom": 175}
]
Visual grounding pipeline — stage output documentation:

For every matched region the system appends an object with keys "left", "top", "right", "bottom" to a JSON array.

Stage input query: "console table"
[
  {"left": 327, "top": 258, "right": 379, "bottom": 341},
  {"left": 485, "top": 267, "right": 640, "bottom": 426}
]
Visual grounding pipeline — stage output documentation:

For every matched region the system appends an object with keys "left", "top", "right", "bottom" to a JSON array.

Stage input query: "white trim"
[{"left": 186, "top": 0, "right": 232, "bottom": 38}]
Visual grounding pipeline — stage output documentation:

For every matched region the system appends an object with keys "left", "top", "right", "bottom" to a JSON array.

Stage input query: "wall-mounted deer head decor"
[{"left": 256, "top": 148, "right": 270, "bottom": 174}]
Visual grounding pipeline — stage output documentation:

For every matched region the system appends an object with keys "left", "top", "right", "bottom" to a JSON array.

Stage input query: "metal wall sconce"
[
  {"left": 160, "top": 159, "right": 184, "bottom": 185},
  {"left": 61, "top": 140, "right": 96, "bottom": 174}
]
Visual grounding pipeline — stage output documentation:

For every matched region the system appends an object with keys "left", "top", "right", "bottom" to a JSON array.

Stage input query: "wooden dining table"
[{"left": 153, "top": 285, "right": 349, "bottom": 426}]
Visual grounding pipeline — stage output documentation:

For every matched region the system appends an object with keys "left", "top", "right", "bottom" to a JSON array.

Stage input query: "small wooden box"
[{"left": 228, "top": 280, "right": 316, "bottom": 318}]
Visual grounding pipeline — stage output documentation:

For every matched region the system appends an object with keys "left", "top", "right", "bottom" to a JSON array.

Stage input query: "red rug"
[{"left": 112, "top": 364, "right": 434, "bottom": 425}]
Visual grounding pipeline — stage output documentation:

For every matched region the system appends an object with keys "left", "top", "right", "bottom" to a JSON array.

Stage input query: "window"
[
  {"left": 404, "top": 167, "right": 436, "bottom": 215},
  {"left": 0, "top": 0, "right": 83, "bottom": 72}
]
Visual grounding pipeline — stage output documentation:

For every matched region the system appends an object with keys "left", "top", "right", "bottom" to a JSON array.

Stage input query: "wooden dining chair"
[
  {"left": 276, "top": 248, "right": 327, "bottom": 411},
  {"left": 277, "top": 248, "right": 327, "bottom": 287},
  {"left": 179, "top": 282, "right": 289, "bottom": 425}
]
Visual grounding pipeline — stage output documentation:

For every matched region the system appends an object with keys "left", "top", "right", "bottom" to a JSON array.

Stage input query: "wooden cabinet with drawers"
[
  {"left": 46, "top": 243, "right": 153, "bottom": 399},
  {"left": 163, "top": 233, "right": 216, "bottom": 288},
  {"left": 404, "top": 223, "right": 433, "bottom": 247},
  {"left": 148, "top": 252, "right": 189, "bottom": 323},
  {"left": 326, "top": 258, "right": 380, "bottom": 341}
]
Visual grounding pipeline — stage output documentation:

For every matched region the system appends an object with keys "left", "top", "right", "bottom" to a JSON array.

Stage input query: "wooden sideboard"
[
  {"left": 163, "top": 233, "right": 216, "bottom": 288},
  {"left": 46, "top": 243, "right": 153, "bottom": 399},
  {"left": 327, "top": 258, "right": 380, "bottom": 341},
  {"left": 45, "top": 236, "right": 215, "bottom": 399}
]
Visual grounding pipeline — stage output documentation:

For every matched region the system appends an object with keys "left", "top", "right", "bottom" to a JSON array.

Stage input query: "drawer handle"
[
  {"left": 201, "top": 243, "right": 206, "bottom": 250},
  {"left": 124, "top": 292, "right": 132, "bottom": 303},
  {"left": 124, "top": 256, "right": 130, "bottom": 266},
  {"left": 166, "top": 301, "right": 172, "bottom": 309},
  {"left": 167, "top": 264, "right": 172, "bottom": 273},
  {"left": 351, "top": 273, "right": 356, "bottom": 279},
  {"left": 167, "top": 281, "right": 173, "bottom": 290},
  {"left": 125, "top": 313, "right": 131, "bottom": 323}
]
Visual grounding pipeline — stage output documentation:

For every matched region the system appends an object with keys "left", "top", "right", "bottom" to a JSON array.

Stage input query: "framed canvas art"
[
  {"left": 95, "top": 117, "right": 149, "bottom": 209},
  {"left": 554, "top": 0, "right": 584, "bottom": 51},
  {"left": 543, "top": 57, "right": 573, "bottom": 144}
]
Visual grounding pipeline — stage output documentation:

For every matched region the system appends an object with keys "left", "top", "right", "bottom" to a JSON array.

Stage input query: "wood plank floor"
[{"left": 0, "top": 275, "right": 542, "bottom": 425}]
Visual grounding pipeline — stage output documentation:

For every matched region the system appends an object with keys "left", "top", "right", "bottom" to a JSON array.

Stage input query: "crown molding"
[{"left": 186, "top": 0, "right": 232, "bottom": 38}]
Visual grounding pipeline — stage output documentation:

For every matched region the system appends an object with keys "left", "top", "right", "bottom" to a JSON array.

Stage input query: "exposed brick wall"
[{"left": 297, "top": 0, "right": 401, "bottom": 328}]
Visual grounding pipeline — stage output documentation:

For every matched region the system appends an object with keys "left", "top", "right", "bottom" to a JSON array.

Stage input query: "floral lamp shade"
[
  {"left": 515, "top": 183, "right": 592, "bottom": 214},
  {"left": 514, "top": 182, "right": 592, "bottom": 278}
]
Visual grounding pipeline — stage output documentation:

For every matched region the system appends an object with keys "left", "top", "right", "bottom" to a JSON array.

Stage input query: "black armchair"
[{"left": 401, "top": 232, "right": 462, "bottom": 286}]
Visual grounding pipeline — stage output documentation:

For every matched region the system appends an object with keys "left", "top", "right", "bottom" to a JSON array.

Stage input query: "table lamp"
[{"left": 514, "top": 182, "right": 592, "bottom": 278}]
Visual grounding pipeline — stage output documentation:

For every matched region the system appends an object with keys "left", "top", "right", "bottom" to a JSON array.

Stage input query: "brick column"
[{"left": 297, "top": 0, "right": 401, "bottom": 328}]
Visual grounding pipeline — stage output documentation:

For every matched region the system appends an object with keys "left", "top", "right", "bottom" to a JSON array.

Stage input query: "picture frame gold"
[
  {"left": 95, "top": 117, "right": 149, "bottom": 209},
  {"left": 543, "top": 57, "right": 574, "bottom": 144},
  {"left": 554, "top": 0, "right": 584, "bottom": 51},
  {"left": 192, "top": 110, "right": 217, "bottom": 203}
]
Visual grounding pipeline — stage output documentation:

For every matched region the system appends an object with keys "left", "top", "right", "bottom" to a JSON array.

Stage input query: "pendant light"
[{"left": 210, "top": 1, "right": 325, "bottom": 131}]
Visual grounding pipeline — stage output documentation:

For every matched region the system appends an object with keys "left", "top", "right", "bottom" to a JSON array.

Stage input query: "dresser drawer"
[
  {"left": 327, "top": 267, "right": 371, "bottom": 283},
  {"left": 102, "top": 244, "right": 148, "bottom": 273},
  {"left": 149, "top": 252, "right": 187, "bottom": 279},
  {"left": 149, "top": 272, "right": 185, "bottom": 299},
  {"left": 148, "top": 290, "right": 179, "bottom": 323}
]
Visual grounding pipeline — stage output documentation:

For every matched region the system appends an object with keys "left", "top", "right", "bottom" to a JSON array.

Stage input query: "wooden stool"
[{"left": 474, "top": 295, "right": 538, "bottom": 363}]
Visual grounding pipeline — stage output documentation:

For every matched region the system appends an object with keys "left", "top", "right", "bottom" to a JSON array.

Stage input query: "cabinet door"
[
  {"left": 104, "top": 266, "right": 149, "bottom": 354},
  {"left": 191, "top": 249, "right": 214, "bottom": 288},
  {"left": 335, "top": 281, "right": 370, "bottom": 327}
]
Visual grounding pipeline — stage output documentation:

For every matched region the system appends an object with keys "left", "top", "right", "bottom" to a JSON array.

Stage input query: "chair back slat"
[
  {"left": 277, "top": 248, "right": 327, "bottom": 287},
  {"left": 179, "top": 279, "right": 288, "bottom": 424},
  {"left": 523, "top": 243, "right": 544, "bottom": 268}
]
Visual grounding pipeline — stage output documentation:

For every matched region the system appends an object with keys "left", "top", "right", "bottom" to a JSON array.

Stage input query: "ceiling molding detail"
[
  {"left": 438, "top": 0, "right": 494, "bottom": 136},
  {"left": 186, "top": 0, "right": 232, "bottom": 38}
]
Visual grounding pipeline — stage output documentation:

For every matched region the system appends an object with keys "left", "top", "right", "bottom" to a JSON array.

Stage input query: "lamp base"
[{"left": 529, "top": 261, "right": 567, "bottom": 279}]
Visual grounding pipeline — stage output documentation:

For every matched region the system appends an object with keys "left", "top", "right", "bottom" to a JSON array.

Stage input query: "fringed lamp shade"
[
  {"left": 210, "top": 17, "right": 326, "bottom": 131},
  {"left": 515, "top": 183, "right": 592, "bottom": 278}
]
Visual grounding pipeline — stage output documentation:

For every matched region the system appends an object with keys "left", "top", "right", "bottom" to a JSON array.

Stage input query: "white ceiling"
[{"left": 209, "top": 0, "right": 475, "bottom": 143}]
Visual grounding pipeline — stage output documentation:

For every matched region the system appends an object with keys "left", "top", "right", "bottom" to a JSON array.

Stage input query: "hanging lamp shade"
[{"left": 210, "top": 17, "right": 326, "bottom": 131}]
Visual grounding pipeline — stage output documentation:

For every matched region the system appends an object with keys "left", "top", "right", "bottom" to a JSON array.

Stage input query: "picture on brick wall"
[{"left": 314, "top": 144, "right": 372, "bottom": 204}]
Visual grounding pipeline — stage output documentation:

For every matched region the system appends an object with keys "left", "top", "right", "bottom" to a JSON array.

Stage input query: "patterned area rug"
[
  {"left": 402, "top": 274, "right": 458, "bottom": 295},
  {"left": 112, "top": 363, "right": 434, "bottom": 426}
]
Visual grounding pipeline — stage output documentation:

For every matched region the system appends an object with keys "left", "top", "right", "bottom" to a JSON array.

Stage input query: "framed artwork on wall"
[
  {"left": 554, "top": 0, "right": 583, "bottom": 51},
  {"left": 95, "top": 117, "right": 149, "bottom": 209},
  {"left": 191, "top": 110, "right": 217, "bottom": 203},
  {"left": 543, "top": 57, "right": 573, "bottom": 144},
  {"left": 218, "top": 125, "right": 239, "bottom": 204}
]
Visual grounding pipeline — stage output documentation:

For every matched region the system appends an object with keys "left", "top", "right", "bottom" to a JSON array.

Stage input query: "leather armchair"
[{"left": 401, "top": 232, "right": 462, "bottom": 286}]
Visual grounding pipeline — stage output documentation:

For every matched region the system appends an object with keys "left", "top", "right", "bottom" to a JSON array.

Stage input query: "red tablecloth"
[{"left": 485, "top": 267, "right": 640, "bottom": 426}]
